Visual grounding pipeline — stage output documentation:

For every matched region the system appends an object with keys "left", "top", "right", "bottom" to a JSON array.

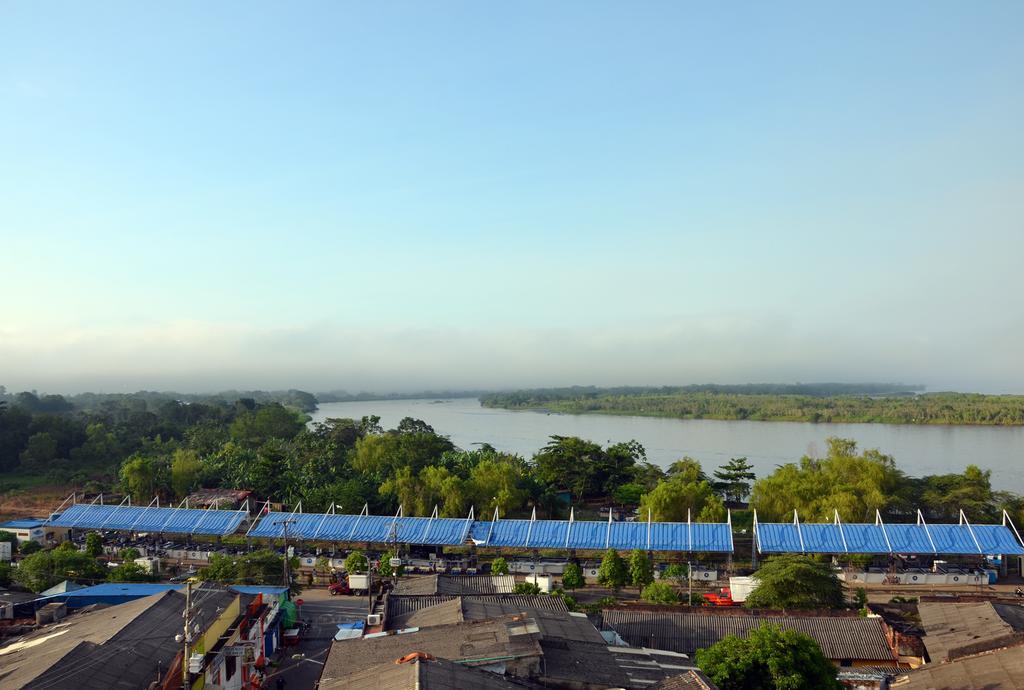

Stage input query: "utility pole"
[
  {"left": 273, "top": 519, "right": 297, "bottom": 598},
  {"left": 181, "top": 580, "right": 192, "bottom": 687}
]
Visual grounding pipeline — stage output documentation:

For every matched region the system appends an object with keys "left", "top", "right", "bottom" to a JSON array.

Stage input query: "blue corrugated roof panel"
[
  {"left": 971, "top": 525, "right": 1024, "bottom": 555},
  {"left": 249, "top": 513, "right": 470, "bottom": 545},
  {"left": 692, "top": 522, "right": 733, "bottom": 552},
  {"left": 926, "top": 524, "right": 978, "bottom": 554},
  {"left": 756, "top": 523, "right": 804, "bottom": 552},
  {"left": 46, "top": 503, "right": 244, "bottom": 535},
  {"left": 843, "top": 524, "right": 892, "bottom": 553},
  {"left": 485, "top": 519, "right": 531, "bottom": 547},
  {"left": 526, "top": 520, "right": 569, "bottom": 548},
  {"left": 567, "top": 520, "right": 607, "bottom": 550},
  {"left": 0, "top": 519, "right": 45, "bottom": 529},
  {"left": 799, "top": 524, "right": 846, "bottom": 553},
  {"left": 885, "top": 524, "right": 936, "bottom": 554}
]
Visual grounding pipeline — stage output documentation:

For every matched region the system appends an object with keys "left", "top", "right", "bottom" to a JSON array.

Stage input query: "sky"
[{"left": 1, "top": 2, "right": 1022, "bottom": 394}]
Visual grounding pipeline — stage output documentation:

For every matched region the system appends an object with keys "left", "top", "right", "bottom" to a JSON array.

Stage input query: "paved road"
[{"left": 263, "top": 591, "right": 369, "bottom": 690}]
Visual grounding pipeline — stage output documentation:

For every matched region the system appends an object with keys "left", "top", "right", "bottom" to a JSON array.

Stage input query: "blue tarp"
[
  {"left": 47, "top": 503, "right": 246, "bottom": 536},
  {"left": 248, "top": 512, "right": 473, "bottom": 546},
  {"left": 757, "top": 521, "right": 1024, "bottom": 555}
]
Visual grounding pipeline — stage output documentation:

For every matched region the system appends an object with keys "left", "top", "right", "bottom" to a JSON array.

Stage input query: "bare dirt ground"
[{"left": 0, "top": 485, "right": 70, "bottom": 521}]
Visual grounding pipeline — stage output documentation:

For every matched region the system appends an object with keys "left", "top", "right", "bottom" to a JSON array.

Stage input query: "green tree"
[
  {"left": 377, "top": 549, "right": 404, "bottom": 578},
  {"left": 15, "top": 548, "right": 108, "bottom": 592},
  {"left": 19, "top": 540, "right": 42, "bottom": 555},
  {"left": 696, "top": 622, "right": 841, "bottom": 690},
  {"left": 108, "top": 561, "right": 153, "bottom": 582},
  {"left": 344, "top": 551, "right": 368, "bottom": 573},
  {"left": 0, "top": 561, "right": 11, "bottom": 587},
  {"left": 85, "top": 532, "right": 104, "bottom": 557},
  {"left": 749, "top": 438, "right": 905, "bottom": 522},
  {"left": 0, "top": 530, "right": 16, "bottom": 554},
  {"left": 641, "top": 581, "right": 680, "bottom": 604},
  {"left": 638, "top": 471, "right": 726, "bottom": 522},
  {"left": 628, "top": 549, "right": 654, "bottom": 590},
  {"left": 119, "top": 547, "right": 141, "bottom": 561},
  {"left": 199, "top": 550, "right": 296, "bottom": 590},
  {"left": 19, "top": 431, "right": 59, "bottom": 470},
  {"left": 491, "top": 557, "right": 510, "bottom": 576},
  {"left": 662, "top": 563, "right": 688, "bottom": 585},
  {"left": 745, "top": 555, "right": 845, "bottom": 610},
  {"left": 514, "top": 581, "right": 542, "bottom": 595},
  {"left": 170, "top": 448, "right": 202, "bottom": 498},
  {"left": 597, "top": 549, "right": 627, "bottom": 592},
  {"left": 467, "top": 456, "right": 528, "bottom": 516},
  {"left": 562, "top": 562, "right": 585, "bottom": 591},
  {"left": 229, "top": 404, "right": 306, "bottom": 446},
  {"left": 119, "top": 454, "right": 161, "bottom": 502},
  {"left": 713, "top": 457, "right": 756, "bottom": 503}
]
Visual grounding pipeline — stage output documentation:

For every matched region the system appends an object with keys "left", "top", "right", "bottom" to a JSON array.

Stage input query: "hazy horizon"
[{"left": 3, "top": 3, "right": 1022, "bottom": 395}]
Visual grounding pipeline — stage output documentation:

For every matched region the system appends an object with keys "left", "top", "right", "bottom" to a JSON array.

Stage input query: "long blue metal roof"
[
  {"left": 756, "top": 517, "right": 1024, "bottom": 555},
  {"left": 469, "top": 518, "right": 733, "bottom": 552},
  {"left": 247, "top": 511, "right": 474, "bottom": 546},
  {"left": 47, "top": 503, "right": 247, "bottom": 536}
]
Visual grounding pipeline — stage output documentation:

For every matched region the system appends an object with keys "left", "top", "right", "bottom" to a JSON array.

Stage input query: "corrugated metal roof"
[
  {"left": 393, "top": 574, "right": 517, "bottom": 596},
  {"left": 602, "top": 609, "right": 895, "bottom": 662},
  {"left": 0, "top": 519, "right": 45, "bottom": 529},
  {"left": 891, "top": 642, "right": 1024, "bottom": 689},
  {"left": 757, "top": 521, "right": 1024, "bottom": 555},
  {"left": 917, "top": 601, "right": 1020, "bottom": 662},
  {"left": 471, "top": 519, "right": 733, "bottom": 552},
  {"left": 47, "top": 503, "right": 246, "bottom": 536}
]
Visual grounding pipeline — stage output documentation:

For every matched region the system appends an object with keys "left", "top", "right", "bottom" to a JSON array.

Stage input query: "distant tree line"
[
  {"left": 481, "top": 386, "right": 1024, "bottom": 425},
  {"left": 2, "top": 385, "right": 1022, "bottom": 529}
]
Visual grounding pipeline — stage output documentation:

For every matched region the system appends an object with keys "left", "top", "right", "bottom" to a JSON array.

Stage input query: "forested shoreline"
[
  {"left": 1, "top": 387, "right": 1022, "bottom": 530},
  {"left": 480, "top": 386, "right": 1024, "bottom": 425}
]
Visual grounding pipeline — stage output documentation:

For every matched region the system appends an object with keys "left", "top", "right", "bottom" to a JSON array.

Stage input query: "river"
[{"left": 310, "top": 398, "right": 1024, "bottom": 492}]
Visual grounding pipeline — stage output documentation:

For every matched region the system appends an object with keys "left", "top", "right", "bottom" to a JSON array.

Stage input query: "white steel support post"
[
  {"left": 959, "top": 509, "right": 983, "bottom": 555},
  {"left": 1005, "top": 509, "right": 1024, "bottom": 547},
  {"left": 525, "top": 507, "right": 537, "bottom": 549},
  {"left": 191, "top": 504, "right": 214, "bottom": 536},
  {"left": 834, "top": 509, "right": 849, "bottom": 554},
  {"left": 605, "top": 506, "right": 613, "bottom": 550},
  {"left": 346, "top": 504, "right": 369, "bottom": 542},
  {"left": 245, "top": 500, "right": 272, "bottom": 537},
  {"left": 564, "top": 507, "right": 575, "bottom": 549},
  {"left": 311, "top": 503, "right": 335, "bottom": 541},
  {"left": 646, "top": 509, "right": 652, "bottom": 551},
  {"left": 98, "top": 495, "right": 132, "bottom": 530},
  {"left": 459, "top": 505, "right": 474, "bottom": 544},
  {"left": 918, "top": 509, "right": 938, "bottom": 555},
  {"left": 44, "top": 493, "right": 77, "bottom": 525},
  {"left": 485, "top": 506, "right": 498, "bottom": 547},
  {"left": 159, "top": 498, "right": 188, "bottom": 534},
  {"left": 793, "top": 510, "right": 806, "bottom": 554},
  {"left": 876, "top": 510, "right": 893, "bottom": 555},
  {"left": 687, "top": 508, "right": 693, "bottom": 553},
  {"left": 129, "top": 496, "right": 161, "bottom": 533},
  {"left": 752, "top": 509, "right": 760, "bottom": 563}
]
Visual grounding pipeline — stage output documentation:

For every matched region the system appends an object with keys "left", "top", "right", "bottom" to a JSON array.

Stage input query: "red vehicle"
[
  {"left": 328, "top": 581, "right": 351, "bottom": 596},
  {"left": 702, "top": 587, "right": 737, "bottom": 607}
]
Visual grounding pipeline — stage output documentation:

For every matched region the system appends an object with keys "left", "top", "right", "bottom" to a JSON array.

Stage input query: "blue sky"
[{"left": 1, "top": 2, "right": 1022, "bottom": 393}]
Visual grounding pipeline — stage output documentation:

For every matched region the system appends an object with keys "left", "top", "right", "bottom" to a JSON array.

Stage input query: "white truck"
[{"left": 348, "top": 573, "right": 371, "bottom": 595}]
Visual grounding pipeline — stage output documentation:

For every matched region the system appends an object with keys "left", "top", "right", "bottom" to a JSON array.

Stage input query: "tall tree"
[
  {"left": 696, "top": 622, "right": 841, "bottom": 689},
  {"left": 712, "top": 457, "right": 756, "bottom": 504},
  {"left": 597, "top": 549, "right": 627, "bottom": 592},
  {"left": 744, "top": 555, "right": 845, "bottom": 610},
  {"left": 627, "top": 549, "right": 654, "bottom": 591}
]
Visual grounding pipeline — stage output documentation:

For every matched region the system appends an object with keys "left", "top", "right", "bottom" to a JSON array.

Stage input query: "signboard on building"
[{"left": 0, "top": 542, "right": 10, "bottom": 562}]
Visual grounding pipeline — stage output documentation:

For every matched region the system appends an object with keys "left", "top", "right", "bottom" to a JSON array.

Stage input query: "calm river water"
[{"left": 310, "top": 398, "right": 1024, "bottom": 492}]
